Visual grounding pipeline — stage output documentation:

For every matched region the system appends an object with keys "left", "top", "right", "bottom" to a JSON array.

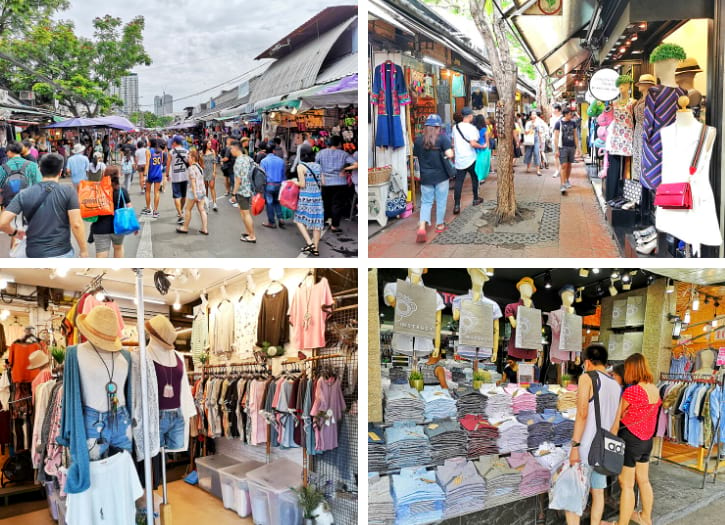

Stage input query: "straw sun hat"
[
  {"left": 77, "top": 305, "right": 122, "bottom": 352},
  {"left": 27, "top": 350, "right": 50, "bottom": 370},
  {"left": 145, "top": 315, "right": 177, "bottom": 350}
]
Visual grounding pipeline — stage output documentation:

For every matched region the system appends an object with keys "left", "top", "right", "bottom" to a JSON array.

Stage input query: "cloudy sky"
[{"left": 57, "top": 0, "right": 351, "bottom": 113}]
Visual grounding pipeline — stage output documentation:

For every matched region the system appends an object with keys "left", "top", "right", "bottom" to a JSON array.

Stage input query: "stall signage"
[
  {"left": 393, "top": 279, "right": 437, "bottom": 339},
  {"left": 589, "top": 69, "right": 620, "bottom": 102},
  {"left": 524, "top": 1, "right": 563, "bottom": 16},
  {"left": 717, "top": 347, "right": 725, "bottom": 366}
]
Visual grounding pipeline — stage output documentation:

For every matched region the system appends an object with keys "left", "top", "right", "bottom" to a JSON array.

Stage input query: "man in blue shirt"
[
  {"left": 316, "top": 135, "right": 352, "bottom": 233},
  {"left": 65, "top": 143, "right": 90, "bottom": 191},
  {"left": 260, "top": 144, "right": 286, "bottom": 228}
]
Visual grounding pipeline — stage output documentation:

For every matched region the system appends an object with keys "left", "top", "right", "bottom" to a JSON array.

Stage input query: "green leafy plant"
[
  {"left": 473, "top": 370, "right": 487, "bottom": 382},
  {"left": 50, "top": 345, "right": 65, "bottom": 365},
  {"left": 292, "top": 485, "right": 325, "bottom": 519},
  {"left": 198, "top": 351, "right": 210, "bottom": 365},
  {"left": 615, "top": 75, "right": 633, "bottom": 87},
  {"left": 649, "top": 43, "right": 687, "bottom": 63},
  {"left": 409, "top": 370, "right": 423, "bottom": 381}
]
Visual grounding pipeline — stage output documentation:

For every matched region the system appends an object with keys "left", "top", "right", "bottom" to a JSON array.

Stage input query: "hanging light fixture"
[
  {"left": 579, "top": 269, "right": 590, "bottom": 278},
  {"left": 608, "top": 279, "right": 618, "bottom": 297},
  {"left": 611, "top": 269, "right": 621, "bottom": 280},
  {"left": 544, "top": 272, "right": 552, "bottom": 289},
  {"left": 592, "top": 268, "right": 600, "bottom": 274},
  {"left": 693, "top": 294, "right": 700, "bottom": 311},
  {"left": 173, "top": 292, "right": 181, "bottom": 311},
  {"left": 665, "top": 279, "right": 675, "bottom": 293},
  {"left": 683, "top": 309, "right": 691, "bottom": 324}
]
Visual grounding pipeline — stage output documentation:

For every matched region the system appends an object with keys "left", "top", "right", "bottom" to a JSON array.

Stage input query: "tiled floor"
[{"left": 368, "top": 156, "right": 622, "bottom": 258}]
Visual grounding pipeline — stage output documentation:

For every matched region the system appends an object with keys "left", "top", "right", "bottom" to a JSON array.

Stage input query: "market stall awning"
[
  {"left": 165, "top": 121, "right": 199, "bottom": 130},
  {"left": 511, "top": 0, "right": 597, "bottom": 75},
  {"left": 299, "top": 74, "right": 358, "bottom": 111},
  {"left": 44, "top": 115, "right": 135, "bottom": 131}
]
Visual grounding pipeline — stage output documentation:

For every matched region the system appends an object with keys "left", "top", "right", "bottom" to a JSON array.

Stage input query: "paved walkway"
[
  {"left": 368, "top": 155, "right": 621, "bottom": 258},
  {"left": 0, "top": 174, "right": 357, "bottom": 258}
]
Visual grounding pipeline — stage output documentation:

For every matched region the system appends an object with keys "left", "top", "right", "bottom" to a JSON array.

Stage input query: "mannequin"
[
  {"left": 631, "top": 75, "right": 656, "bottom": 195},
  {"left": 654, "top": 96, "right": 721, "bottom": 256},
  {"left": 676, "top": 58, "right": 704, "bottom": 120},
  {"left": 452, "top": 268, "right": 501, "bottom": 368},
  {"left": 548, "top": 285, "right": 581, "bottom": 372},
  {"left": 384, "top": 268, "right": 444, "bottom": 361},
  {"left": 641, "top": 44, "right": 688, "bottom": 225},
  {"left": 605, "top": 76, "right": 635, "bottom": 202},
  {"left": 505, "top": 277, "right": 539, "bottom": 362},
  {"left": 693, "top": 348, "right": 716, "bottom": 376}
]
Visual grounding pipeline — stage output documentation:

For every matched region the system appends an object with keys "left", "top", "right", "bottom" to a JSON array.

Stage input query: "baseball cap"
[{"left": 461, "top": 107, "right": 474, "bottom": 116}]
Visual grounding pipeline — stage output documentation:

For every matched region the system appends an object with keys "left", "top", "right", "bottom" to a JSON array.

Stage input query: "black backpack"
[
  {"left": 249, "top": 162, "right": 267, "bottom": 194},
  {"left": 1, "top": 451, "right": 33, "bottom": 487},
  {"left": 0, "top": 160, "right": 30, "bottom": 207}
]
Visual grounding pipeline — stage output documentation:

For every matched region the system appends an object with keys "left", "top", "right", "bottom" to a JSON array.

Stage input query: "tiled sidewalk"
[{"left": 368, "top": 156, "right": 622, "bottom": 258}]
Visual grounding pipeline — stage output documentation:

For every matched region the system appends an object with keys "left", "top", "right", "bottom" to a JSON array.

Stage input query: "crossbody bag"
[
  {"left": 587, "top": 371, "right": 626, "bottom": 476},
  {"left": 654, "top": 123, "right": 708, "bottom": 210}
]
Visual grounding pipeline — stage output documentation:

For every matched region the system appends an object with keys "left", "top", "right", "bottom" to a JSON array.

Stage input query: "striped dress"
[
  {"left": 641, "top": 85, "right": 687, "bottom": 189},
  {"left": 293, "top": 162, "right": 324, "bottom": 230}
]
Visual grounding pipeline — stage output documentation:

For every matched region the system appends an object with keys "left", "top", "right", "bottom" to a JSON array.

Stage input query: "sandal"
[
  {"left": 176, "top": 228, "right": 188, "bottom": 234},
  {"left": 416, "top": 228, "right": 427, "bottom": 243},
  {"left": 300, "top": 243, "right": 314, "bottom": 253},
  {"left": 330, "top": 226, "right": 342, "bottom": 233},
  {"left": 199, "top": 230, "right": 209, "bottom": 235},
  {"left": 262, "top": 223, "right": 277, "bottom": 229},
  {"left": 435, "top": 223, "right": 447, "bottom": 233},
  {"left": 240, "top": 234, "right": 256, "bottom": 243},
  {"left": 309, "top": 248, "right": 319, "bottom": 257}
]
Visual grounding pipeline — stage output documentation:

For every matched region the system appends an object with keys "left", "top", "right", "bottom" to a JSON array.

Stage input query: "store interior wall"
[
  {"left": 663, "top": 18, "right": 709, "bottom": 94},
  {"left": 369, "top": 269, "right": 383, "bottom": 422}
]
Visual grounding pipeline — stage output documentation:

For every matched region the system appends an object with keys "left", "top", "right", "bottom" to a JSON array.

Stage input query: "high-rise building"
[
  {"left": 154, "top": 93, "right": 174, "bottom": 116},
  {"left": 115, "top": 74, "right": 139, "bottom": 114}
]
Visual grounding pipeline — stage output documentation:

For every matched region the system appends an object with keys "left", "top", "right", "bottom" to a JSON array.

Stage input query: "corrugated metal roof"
[
  {"left": 249, "top": 16, "right": 356, "bottom": 104},
  {"left": 255, "top": 5, "right": 358, "bottom": 60},
  {"left": 316, "top": 53, "right": 358, "bottom": 84}
]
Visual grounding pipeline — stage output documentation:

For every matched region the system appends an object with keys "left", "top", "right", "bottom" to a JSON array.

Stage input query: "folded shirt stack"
[
  {"left": 391, "top": 467, "right": 446, "bottom": 525},
  {"left": 541, "top": 409, "right": 575, "bottom": 446},
  {"left": 473, "top": 455, "right": 521, "bottom": 507},
  {"left": 389, "top": 367, "right": 410, "bottom": 385},
  {"left": 557, "top": 390, "right": 578, "bottom": 413},
  {"left": 435, "top": 457, "right": 487, "bottom": 518},
  {"left": 482, "top": 386, "right": 513, "bottom": 419},
  {"left": 369, "top": 474, "right": 395, "bottom": 525},
  {"left": 534, "top": 390, "right": 559, "bottom": 413},
  {"left": 510, "top": 389, "right": 537, "bottom": 414},
  {"left": 459, "top": 414, "right": 499, "bottom": 458},
  {"left": 420, "top": 386, "right": 457, "bottom": 421},
  {"left": 532, "top": 442, "right": 569, "bottom": 473},
  {"left": 424, "top": 420, "right": 467, "bottom": 464},
  {"left": 491, "top": 415, "right": 529, "bottom": 454},
  {"left": 516, "top": 412, "right": 554, "bottom": 449},
  {"left": 507, "top": 451, "right": 551, "bottom": 497},
  {"left": 453, "top": 386, "right": 487, "bottom": 417},
  {"left": 384, "top": 386, "right": 425, "bottom": 423},
  {"left": 368, "top": 424, "right": 387, "bottom": 473},
  {"left": 385, "top": 422, "right": 433, "bottom": 470}
]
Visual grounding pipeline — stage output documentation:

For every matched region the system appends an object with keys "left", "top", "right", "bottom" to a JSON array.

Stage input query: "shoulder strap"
[
  {"left": 588, "top": 371, "right": 603, "bottom": 431},
  {"left": 25, "top": 183, "right": 54, "bottom": 224},
  {"left": 455, "top": 124, "right": 466, "bottom": 141},
  {"left": 690, "top": 124, "right": 709, "bottom": 175},
  {"left": 300, "top": 162, "right": 320, "bottom": 186},
  {"left": 117, "top": 188, "right": 126, "bottom": 208}
]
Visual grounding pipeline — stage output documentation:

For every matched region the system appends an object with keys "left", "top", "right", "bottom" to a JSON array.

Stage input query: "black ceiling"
[{"left": 376, "top": 268, "right": 657, "bottom": 316}]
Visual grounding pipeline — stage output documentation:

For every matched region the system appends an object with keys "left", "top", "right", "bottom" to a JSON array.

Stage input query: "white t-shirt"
[
  {"left": 67, "top": 450, "right": 143, "bottom": 525},
  {"left": 383, "top": 280, "right": 445, "bottom": 356},
  {"left": 134, "top": 147, "right": 147, "bottom": 166},
  {"left": 77, "top": 343, "right": 128, "bottom": 412},
  {"left": 452, "top": 121, "right": 480, "bottom": 169}
]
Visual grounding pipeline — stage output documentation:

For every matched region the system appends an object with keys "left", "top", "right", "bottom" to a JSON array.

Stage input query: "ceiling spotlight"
[
  {"left": 592, "top": 268, "right": 600, "bottom": 274},
  {"left": 0, "top": 278, "right": 7, "bottom": 290},
  {"left": 173, "top": 292, "right": 181, "bottom": 311},
  {"left": 621, "top": 273, "right": 631, "bottom": 284},
  {"left": 683, "top": 309, "right": 691, "bottom": 324},
  {"left": 95, "top": 291, "right": 106, "bottom": 301},
  {"left": 692, "top": 295, "right": 700, "bottom": 311},
  {"left": 611, "top": 269, "right": 621, "bottom": 280},
  {"left": 609, "top": 280, "right": 618, "bottom": 296},
  {"left": 586, "top": 328, "right": 591, "bottom": 334},
  {"left": 486, "top": 269, "right": 495, "bottom": 276},
  {"left": 579, "top": 269, "right": 590, "bottom": 278},
  {"left": 544, "top": 272, "right": 552, "bottom": 289},
  {"left": 630, "top": 34, "right": 638, "bottom": 41},
  {"left": 665, "top": 279, "right": 675, "bottom": 294},
  {"left": 638, "top": 22, "right": 648, "bottom": 30},
  {"left": 0, "top": 309, "right": 9, "bottom": 321}
]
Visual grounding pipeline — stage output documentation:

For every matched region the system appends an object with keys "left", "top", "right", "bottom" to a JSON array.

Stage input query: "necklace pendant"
[
  {"left": 303, "top": 311, "right": 312, "bottom": 329},
  {"left": 106, "top": 381, "right": 117, "bottom": 395},
  {"left": 163, "top": 384, "right": 175, "bottom": 398}
]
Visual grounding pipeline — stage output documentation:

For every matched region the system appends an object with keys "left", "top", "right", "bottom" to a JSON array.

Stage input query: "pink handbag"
[
  {"left": 279, "top": 179, "right": 300, "bottom": 211},
  {"left": 654, "top": 124, "right": 707, "bottom": 210}
]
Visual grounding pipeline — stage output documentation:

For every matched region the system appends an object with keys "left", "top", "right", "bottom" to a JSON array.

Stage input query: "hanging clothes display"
[
  {"left": 504, "top": 300, "right": 538, "bottom": 361},
  {"left": 371, "top": 61, "right": 411, "bottom": 148},
  {"left": 257, "top": 285, "right": 290, "bottom": 347},
  {"left": 190, "top": 308, "right": 209, "bottom": 357},
  {"left": 233, "top": 290, "right": 261, "bottom": 357},
  {"left": 288, "top": 277, "right": 334, "bottom": 350},
  {"left": 211, "top": 299, "right": 235, "bottom": 358}
]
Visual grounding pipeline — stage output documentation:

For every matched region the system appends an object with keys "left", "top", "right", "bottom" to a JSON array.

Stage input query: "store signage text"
[{"left": 589, "top": 69, "right": 620, "bottom": 102}]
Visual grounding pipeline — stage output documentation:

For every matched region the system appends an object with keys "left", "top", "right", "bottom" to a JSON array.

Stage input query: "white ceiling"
[
  {"left": 647, "top": 268, "right": 725, "bottom": 286},
  {"left": 0, "top": 268, "right": 275, "bottom": 305}
]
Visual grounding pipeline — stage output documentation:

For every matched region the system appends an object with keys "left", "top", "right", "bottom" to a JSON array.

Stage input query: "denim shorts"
[
  {"left": 84, "top": 406, "right": 132, "bottom": 459},
  {"left": 590, "top": 468, "right": 607, "bottom": 490},
  {"left": 172, "top": 181, "right": 188, "bottom": 199},
  {"left": 159, "top": 408, "right": 185, "bottom": 449}
]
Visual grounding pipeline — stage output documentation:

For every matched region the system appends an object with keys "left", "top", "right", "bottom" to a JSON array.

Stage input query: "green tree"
[
  {"left": 1, "top": 15, "right": 151, "bottom": 117},
  {"left": 129, "top": 111, "right": 173, "bottom": 129},
  {"left": 0, "top": 0, "right": 69, "bottom": 39}
]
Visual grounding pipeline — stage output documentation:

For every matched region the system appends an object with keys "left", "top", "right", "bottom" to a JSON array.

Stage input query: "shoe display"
[
  {"left": 621, "top": 201, "right": 636, "bottom": 210},
  {"left": 633, "top": 226, "right": 657, "bottom": 240},
  {"left": 637, "top": 232, "right": 658, "bottom": 245},
  {"left": 636, "top": 238, "right": 657, "bottom": 255}
]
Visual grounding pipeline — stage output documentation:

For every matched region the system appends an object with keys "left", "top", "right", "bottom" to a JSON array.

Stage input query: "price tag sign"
[{"left": 717, "top": 347, "right": 725, "bottom": 366}]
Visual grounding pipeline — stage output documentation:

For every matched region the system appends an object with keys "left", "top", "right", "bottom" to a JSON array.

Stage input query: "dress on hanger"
[
  {"left": 288, "top": 277, "right": 333, "bottom": 350},
  {"left": 257, "top": 286, "right": 289, "bottom": 347},
  {"left": 632, "top": 98, "right": 646, "bottom": 180},
  {"left": 605, "top": 99, "right": 635, "bottom": 156},
  {"left": 371, "top": 61, "right": 411, "bottom": 148},
  {"left": 642, "top": 85, "right": 687, "bottom": 189},
  {"left": 655, "top": 122, "right": 721, "bottom": 255}
]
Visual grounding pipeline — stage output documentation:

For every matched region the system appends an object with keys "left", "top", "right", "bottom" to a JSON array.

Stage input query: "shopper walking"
[
  {"left": 121, "top": 150, "right": 134, "bottom": 193},
  {"left": 220, "top": 136, "right": 234, "bottom": 197},
  {"left": 451, "top": 107, "right": 484, "bottom": 214},
  {"left": 167, "top": 136, "right": 189, "bottom": 225},
  {"left": 0, "top": 153, "right": 88, "bottom": 258},
  {"left": 142, "top": 139, "right": 165, "bottom": 219},
  {"left": 553, "top": 108, "right": 581, "bottom": 194},
  {"left": 473, "top": 114, "right": 492, "bottom": 184},
  {"left": 550, "top": 104, "right": 563, "bottom": 178},
  {"left": 90, "top": 168, "right": 136, "bottom": 258},
  {"left": 87, "top": 152, "right": 106, "bottom": 182},
  {"left": 611, "top": 353, "right": 661, "bottom": 525},
  {"left": 134, "top": 139, "right": 148, "bottom": 194},
  {"left": 292, "top": 144, "right": 324, "bottom": 256},
  {"left": 524, "top": 112, "right": 542, "bottom": 176},
  {"left": 66, "top": 143, "right": 90, "bottom": 192},
  {"left": 0, "top": 142, "right": 41, "bottom": 206},
  {"left": 566, "top": 343, "right": 621, "bottom": 525},
  {"left": 176, "top": 149, "right": 208, "bottom": 236},
  {"left": 230, "top": 140, "right": 256, "bottom": 244},
  {"left": 201, "top": 140, "right": 218, "bottom": 212},
  {"left": 261, "top": 144, "right": 286, "bottom": 229},
  {"left": 412, "top": 114, "right": 453, "bottom": 243},
  {"left": 316, "top": 135, "right": 352, "bottom": 233}
]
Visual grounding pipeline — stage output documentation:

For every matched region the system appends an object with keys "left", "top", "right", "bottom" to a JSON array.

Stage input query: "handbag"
[
  {"left": 523, "top": 128, "right": 535, "bottom": 146},
  {"left": 385, "top": 174, "right": 407, "bottom": 218},
  {"left": 653, "top": 124, "right": 708, "bottom": 209},
  {"left": 79, "top": 177, "right": 114, "bottom": 219},
  {"left": 587, "top": 371, "right": 626, "bottom": 476},
  {"left": 279, "top": 179, "right": 300, "bottom": 211},
  {"left": 251, "top": 193, "right": 265, "bottom": 216},
  {"left": 439, "top": 149, "right": 456, "bottom": 179},
  {"left": 113, "top": 190, "right": 140, "bottom": 235}
]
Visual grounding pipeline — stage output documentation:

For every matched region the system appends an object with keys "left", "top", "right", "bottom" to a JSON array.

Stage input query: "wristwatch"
[
  {"left": 571, "top": 440, "right": 581, "bottom": 448},
  {"left": 9, "top": 228, "right": 17, "bottom": 237}
]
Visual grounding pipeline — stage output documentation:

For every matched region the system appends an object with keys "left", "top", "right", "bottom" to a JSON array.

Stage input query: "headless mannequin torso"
[
  {"left": 507, "top": 282, "right": 539, "bottom": 363},
  {"left": 453, "top": 268, "right": 501, "bottom": 366},
  {"left": 77, "top": 341, "right": 128, "bottom": 412}
]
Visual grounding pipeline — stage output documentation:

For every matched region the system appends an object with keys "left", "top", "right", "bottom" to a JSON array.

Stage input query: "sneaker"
[
  {"left": 177, "top": 216, "right": 184, "bottom": 225},
  {"left": 213, "top": 203, "right": 218, "bottom": 212},
  {"left": 472, "top": 198, "right": 483, "bottom": 206},
  {"left": 152, "top": 211, "right": 159, "bottom": 219},
  {"left": 560, "top": 185, "right": 567, "bottom": 194},
  {"left": 140, "top": 208, "right": 152, "bottom": 215},
  {"left": 565, "top": 181, "right": 572, "bottom": 189},
  {"left": 634, "top": 226, "right": 657, "bottom": 240},
  {"left": 552, "top": 171, "right": 559, "bottom": 178},
  {"left": 232, "top": 202, "right": 239, "bottom": 208},
  {"left": 636, "top": 238, "right": 657, "bottom": 255}
]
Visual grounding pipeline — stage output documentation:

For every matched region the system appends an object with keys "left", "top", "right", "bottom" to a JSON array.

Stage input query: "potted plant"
[
  {"left": 561, "top": 374, "right": 572, "bottom": 388},
  {"left": 409, "top": 370, "right": 424, "bottom": 391},
  {"left": 292, "top": 485, "right": 325, "bottom": 525},
  {"left": 472, "top": 370, "right": 487, "bottom": 390}
]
